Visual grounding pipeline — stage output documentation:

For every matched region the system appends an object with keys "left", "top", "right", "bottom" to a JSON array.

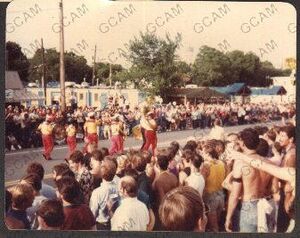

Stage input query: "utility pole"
[
  {"left": 41, "top": 38, "right": 47, "bottom": 105},
  {"left": 92, "top": 45, "right": 97, "bottom": 86},
  {"left": 59, "top": 0, "right": 66, "bottom": 111},
  {"left": 109, "top": 63, "right": 112, "bottom": 88}
]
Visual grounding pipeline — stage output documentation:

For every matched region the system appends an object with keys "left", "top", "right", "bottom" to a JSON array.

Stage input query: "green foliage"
[
  {"left": 6, "top": 41, "right": 30, "bottom": 82},
  {"left": 118, "top": 32, "right": 185, "bottom": 98},
  {"left": 192, "top": 46, "right": 286, "bottom": 87},
  {"left": 94, "top": 62, "right": 123, "bottom": 86}
]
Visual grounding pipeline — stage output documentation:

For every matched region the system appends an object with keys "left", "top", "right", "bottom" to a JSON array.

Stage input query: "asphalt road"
[{"left": 5, "top": 121, "right": 279, "bottom": 187}]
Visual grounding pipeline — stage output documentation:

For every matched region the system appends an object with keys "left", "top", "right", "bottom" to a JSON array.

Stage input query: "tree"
[
  {"left": 192, "top": 46, "right": 232, "bottom": 86},
  {"left": 94, "top": 62, "right": 124, "bottom": 86},
  {"left": 123, "top": 32, "right": 183, "bottom": 98},
  {"left": 6, "top": 41, "right": 30, "bottom": 83},
  {"left": 29, "top": 49, "right": 93, "bottom": 84}
]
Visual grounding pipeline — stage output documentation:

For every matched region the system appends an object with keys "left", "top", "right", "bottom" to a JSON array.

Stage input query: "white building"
[{"left": 26, "top": 87, "right": 145, "bottom": 108}]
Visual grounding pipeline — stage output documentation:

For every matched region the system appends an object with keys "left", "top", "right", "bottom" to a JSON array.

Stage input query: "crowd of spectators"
[
  {"left": 5, "top": 116, "right": 296, "bottom": 232},
  {"left": 5, "top": 101, "right": 295, "bottom": 151}
]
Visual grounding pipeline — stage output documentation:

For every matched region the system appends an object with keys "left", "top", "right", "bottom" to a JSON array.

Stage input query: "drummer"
[
  {"left": 83, "top": 112, "right": 100, "bottom": 153},
  {"left": 37, "top": 115, "right": 54, "bottom": 160}
]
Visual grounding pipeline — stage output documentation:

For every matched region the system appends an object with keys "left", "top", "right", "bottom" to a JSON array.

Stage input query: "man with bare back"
[{"left": 225, "top": 128, "right": 275, "bottom": 232}]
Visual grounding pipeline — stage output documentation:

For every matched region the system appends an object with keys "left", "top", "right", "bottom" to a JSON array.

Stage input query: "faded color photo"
[{"left": 4, "top": 0, "right": 296, "bottom": 233}]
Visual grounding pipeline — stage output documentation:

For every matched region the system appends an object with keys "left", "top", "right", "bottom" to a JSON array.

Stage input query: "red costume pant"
[
  {"left": 109, "top": 135, "right": 124, "bottom": 155},
  {"left": 67, "top": 136, "right": 76, "bottom": 156},
  {"left": 42, "top": 135, "right": 54, "bottom": 160},
  {"left": 142, "top": 130, "right": 157, "bottom": 155},
  {"left": 83, "top": 133, "right": 98, "bottom": 153}
]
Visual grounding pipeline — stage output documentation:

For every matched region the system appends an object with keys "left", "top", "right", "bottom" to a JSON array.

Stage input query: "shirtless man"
[
  {"left": 225, "top": 128, "right": 274, "bottom": 232},
  {"left": 276, "top": 125, "right": 295, "bottom": 232}
]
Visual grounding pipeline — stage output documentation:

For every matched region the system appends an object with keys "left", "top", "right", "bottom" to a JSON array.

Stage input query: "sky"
[{"left": 5, "top": 0, "right": 296, "bottom": 69}]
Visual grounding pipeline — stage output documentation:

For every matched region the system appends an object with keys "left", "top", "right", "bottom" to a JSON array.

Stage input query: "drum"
[
  {"left": 52, "top": 124, "right": 67, "bottom": 144},
  {"left": 132, "top": 125, "right": 142, "bottom": 140}
]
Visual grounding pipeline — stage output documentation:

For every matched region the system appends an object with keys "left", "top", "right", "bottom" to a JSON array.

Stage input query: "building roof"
[
  {"left": 167, "top": 87, "right": 228, "bottom": 99},
  {"left": 210, "top": 83, "right": 251, "bottom": 95},
  {"left": 6, "top": 89, "right": 44, "bottom": 102},
  {"left": 251, "top": 86, "right": 287, "bottom": 95},
  {"left": 5, "top": 71, "right": 24, "bottom": 90}
]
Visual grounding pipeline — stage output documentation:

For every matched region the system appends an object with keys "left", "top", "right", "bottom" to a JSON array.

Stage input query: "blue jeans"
[{"left": 239, "top": 200, "right": 258, "bottom": 232}]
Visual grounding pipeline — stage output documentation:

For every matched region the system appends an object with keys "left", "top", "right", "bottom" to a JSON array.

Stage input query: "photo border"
[{"left": 0, "top": 0, "right": 299, "bottom": 237}]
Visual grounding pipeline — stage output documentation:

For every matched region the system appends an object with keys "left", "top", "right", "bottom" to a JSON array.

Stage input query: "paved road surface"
[{"left": 5, "top": 121, "right": 279, "bottom": 187}]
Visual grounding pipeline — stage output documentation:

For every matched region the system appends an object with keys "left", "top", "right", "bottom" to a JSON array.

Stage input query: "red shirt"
[{"left": 62, "top": 204, "right": 95, "bottom": 230}]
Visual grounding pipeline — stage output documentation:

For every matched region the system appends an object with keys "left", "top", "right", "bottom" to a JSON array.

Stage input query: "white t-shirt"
[
  {"left": 185, "top": 172, "right": 205, "bottom": 197},
  {"left": 209, "top": 125, "right": 225, "bottom": 141},
  {"left": 111, "top": 197, "right": 149, "bottom": 231}
]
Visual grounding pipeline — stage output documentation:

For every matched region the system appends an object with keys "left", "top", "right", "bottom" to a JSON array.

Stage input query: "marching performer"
[
  {"left": 141, "top": 110, "right": 157, "bottom": 155},
  {"left": 66, "top": 120, "right": 77, "bottom": 157},
  {"left": 109, "top": 115, "right": 125, "bottom": 155},
  {"left": 37, "top": 115, "right": 54, "bottom": 160},
  {"left": 83, "top": 112, "right": 100, "bottom": 153}
]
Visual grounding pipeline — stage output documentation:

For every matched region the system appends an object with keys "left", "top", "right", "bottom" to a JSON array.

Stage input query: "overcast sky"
[{"left": 6, "top": 0, "right": 296, "bottom": 69}]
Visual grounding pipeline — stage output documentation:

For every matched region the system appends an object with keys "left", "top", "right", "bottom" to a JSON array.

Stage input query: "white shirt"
[
  {"left": 185, "top": 172, "right": 205, "bottom": 197},
  {"left": 111, "top": 197, "right": 149, "bottom": 231},
  {"left": 209, "top": 125, "right": 225, "bottom": 141},
  {"left": 89, "top": 180, "right": 119, "bottom": 223}
]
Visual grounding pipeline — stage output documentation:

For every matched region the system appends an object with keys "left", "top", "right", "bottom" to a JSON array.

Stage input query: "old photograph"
[{"left": 3, "top": 0, "right": 296, "bottom": 233}]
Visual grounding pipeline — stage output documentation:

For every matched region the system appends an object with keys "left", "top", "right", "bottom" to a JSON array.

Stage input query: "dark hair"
[
  {"left": 100, "top": 159, "right": 117, "bottom": 182},
  {"left": 182, "top": 149, "right": 194, "bottom": 163},
  {"left": 21, "top": 173, "right": 42, "bottom": 192},
  {"left": 37, "top": 199, "right": 65, "bottom": 228},
  {"left": 55, "top": 176, "right": 82, "bottom": 204},
  {"left": 256, "top": 138, "right": 270, "bottom": 157},
  {"left": 91, "top": 150, "right": 104, "bottom": 162},
  {"left": 192, "top": 153, "right": 203, "bottom": 169},
  {"left": 120, "top": 176, "right": 138, "bottom": 198},
  {"left": 266, "top": 129, "right": 277, "bottom": 142},
  {"left": 26, "top": 163, "right": 45, "bottom": 180},
  {"left": 53, "top": 163, "right": 71, "bottom": 177},
  {"left": 124, "top": 168, "right": 139, "bottom": 181},
  {"left": 68, "top": 150, "right": 85, "bottom": 164},
  {"left": 184, "top": 141, "right": 197, "bottom": 152},
  {"left": 6, "top": 190, "right": 12, "bottom": 213},
  {"left": 170, "top": 141, "right": 180, "bottom": 154},
  {"left": 239, "top": 128, "right": 260, "bottom": 150},
  {"left": 132, "top": 153, "right": 147, "bottom": 172},
  {"left": 280, "top": 126, "right": 295, "bottom": 142},
  {"left": 157, "top": 154, "right": 170, "bottom": 171},
  {"left": 140, "top": 150, "right": 152, "bottom": 164},
  {"left": 159, "top": 186, "right": 204, "bottom": 231}
]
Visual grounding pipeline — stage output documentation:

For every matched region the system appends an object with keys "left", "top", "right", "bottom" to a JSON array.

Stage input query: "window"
[
  {"left": 94, "top": 93, "right": 98, "bottom": 101},
  {"left": 79, "top": 93, "right": 83, "bottom": 100}
]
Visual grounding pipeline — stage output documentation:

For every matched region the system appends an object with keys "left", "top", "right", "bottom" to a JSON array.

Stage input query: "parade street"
[{"left": 5, "top": 121, "right": 277, "bottom": 188}]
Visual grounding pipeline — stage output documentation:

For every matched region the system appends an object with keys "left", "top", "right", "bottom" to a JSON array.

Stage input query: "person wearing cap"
[
  {"left": 37, "top": 115, "right": 55, "bottom": 160},
  {"left": 65, "top": 120, "right": 77, "bottom": 157},
  {"left": 83, "top": 112, "right": 100, "bottom": 153},
  {"left": 109, "top": 115, "right": 125, "bottom": 155},
  {"left": 141, "top": 111, "right": 157, "bottom": 155}
]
